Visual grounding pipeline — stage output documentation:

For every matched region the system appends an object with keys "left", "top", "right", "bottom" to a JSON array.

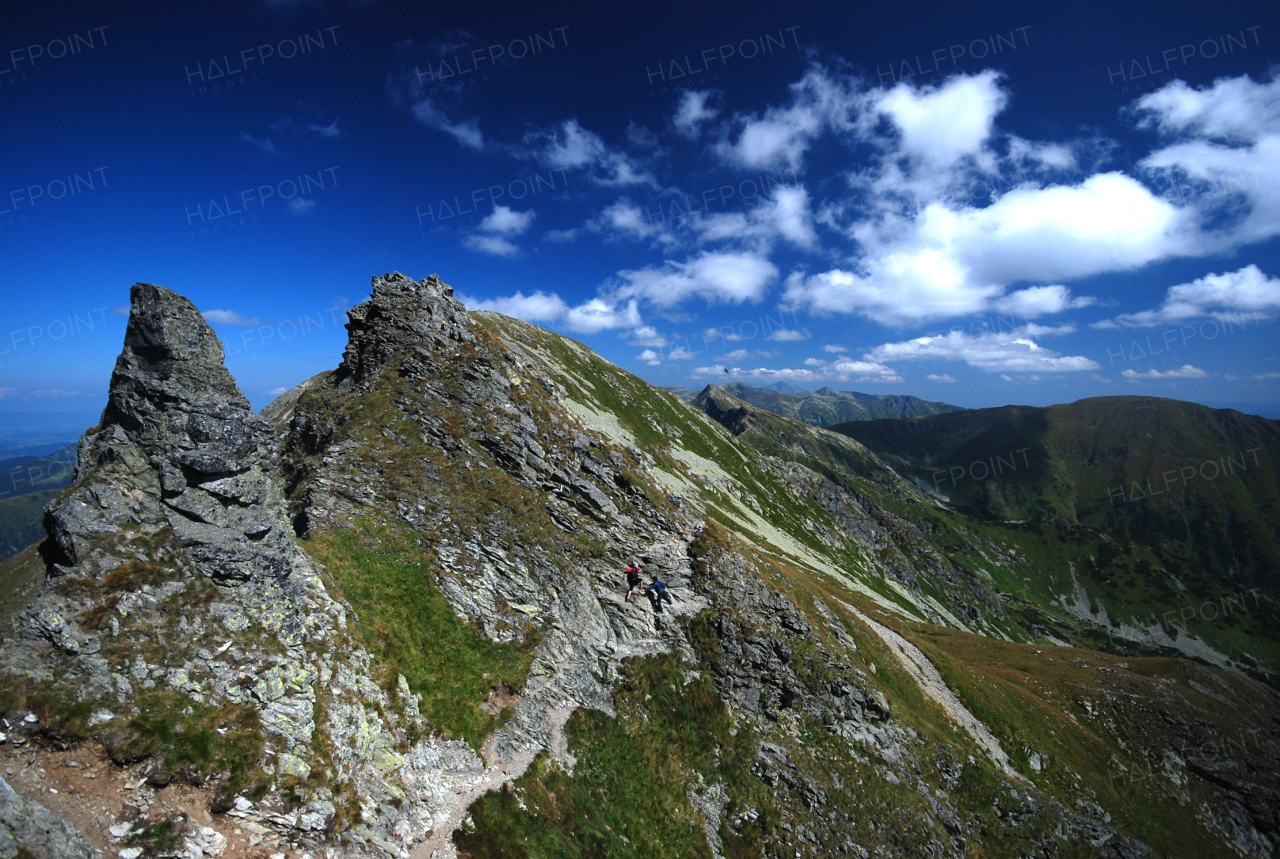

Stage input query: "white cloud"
[
  {"left": 703, "top": 326, "right": 743, "bottom": 342},
  {"left": 478, "top": 206, "right": 535, "bottom": 236},
  {"left": 1103, "top": 264, "right": 1280, "bottom": 327},
  {"left": 668, "top": 346, "right": 697, "bottom": 360},
  {"left": 992, "top": 285, "right": 1095, "bottom": 318},
  {"left": 1008, "top": 136, "right": 1076, "bottom": 170},
  {"left": 564, "top": 298, "right": 642, "bottom": 333},
  {"left": 822, "top": 344, "right": 847, "bottom": 353},
  {"left": 30, "top": 389, "right": 83, "bottom": 397},
  {"left": 461, "top": 290, "right": 568, "bottom": 320},
  {"left": 926, "top": 374, "right": 956, "bottom": 382},
  {"left": 611, "top": 251, "right": 777, "bottom": 308},
  {"left": 787, "top": 172, "right": 1190, "bottom": 325},
  {"left": 875, "top": 71, "right": 1005, "bottom": 172},
  {"left": 866, "top": 329, "right": 1100, "bottom": 373},
  {"left": 803, "top": 357, "right": 826, "bottom": 366},
  {"left": 637, "top": 349, "right": 662, "bottom": 366},
  {"left": 766, "top": 327, "right": 809, "bottom": 342},
  {"left": 412, "top": 99, "right": 484, "bottom": 150},
  {"left": 523, "top": 119, "right": 652, "bottom": 186},
  {"left": 1134, "top": 74, "right": 1280, "bottom": 142},
  {"left": 674, "top": 90, "right": 718, "bottom": 137},
  {"left": 463, "top": 234, "right": 520, "bottom": 257},
  {"left": 1136, "top": 72, "right": 1280, "bottom": 249},
  {"left": 626, "top": 326, "right": 668, "bottom": 347},
  {"left": 721, "top": 349, "right": 751, "bottom": 361},
  {"left": 588, "top": 199, "right": 675, "bottom": 246},
  {"left": 288, "top": 198, "right": 316, "bottom": 215},
  {"left": 695, "top": 356, "right": 901, "bottom": 384},
  {"left": 1121, "top": 364, "right": 1208, "bottom": 380},
  {"left": 0, "top": 387, "right": 16, "bottom": 399},
  {"left": 460, "top": 289, "right": 640, "bottom": 334},
  {"left": 695, "top": 185, "right": 817, "bottom": 249},
  {"left": 267, "top": 386, "right": 288, "bottom": 396},
  {"left": 715, "top": 69, "right": 854, "bottom": 170},
  {"left": 202, "top": 309, "right": 261, "bottom": 327}
]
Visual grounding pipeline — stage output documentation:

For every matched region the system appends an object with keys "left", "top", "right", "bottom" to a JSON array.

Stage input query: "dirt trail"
[
  {"left": 409, "top": 705, "right": 574, "bottom": 859},
  {"left": 843, "top": 601, "right": 1028, "bottom": 782}
]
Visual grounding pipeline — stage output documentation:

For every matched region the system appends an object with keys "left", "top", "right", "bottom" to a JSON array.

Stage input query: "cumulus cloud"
[
  {"left": 1136, "top": 72, "right": 1280, "bottom": 249},
  {"left": 1101, "top": 265, "right": 1280, "bottom": 327},
  {"left": 695, "top": 355, "right": 901, "bottom": 384},
  {"left": 786, "top": 171, "right": 1191, "bottom": 325},
  {"left": 611, "top": 251, "right": 777, "bottom": 308},
  {"left": 992, "top": 285, "right": 1095, "bottom": 318},
  {"left": 626, "top": 326, "right": 668, "bottom": 347},
  {"left": 1008, "top": 136, "right": 1077, "bottom": 170},
  {"left": 674, "top": 90, "right": 718, "bottom": 137},
  {"left": 464, "top": 206, "right": 536, "bottom": 256},
  {"left": 715, "top": 69, "right": 855, "bottom": 169},
  {"left": 564, "top": 298, "right": 642, "bottom": 333},
  {"left": 478, "top": 206, "right": 535, "bottom": 236},
  {"left": 766, "top": 327, "right": 809, "bottom": 341},
  {"left": 866, "top": 329, "right": 1100, "bottom": 373},
  {"left": 875, "top": 71, "right": 1005, "bottom": 173},
  {"left": 462, "top": 290, "right": 568, "bottom": 320},
  {"left": 522, "top": 119, "right": 652, "bottom": 186},
  {"left": 637, "top": 349, "right": 662, "bottom": 366},
  {"left": 202, "top": 309, "right": 261, "bottom": 327},
  {"left": 460, "top": 289, "right": 641, "bottom": 334},
  {"left": 463, "top": 235, "right": 520, "bottom": 257},
  {"left": 822, "top": 344, "right": 847, "bottom": 353},
  {"left": 1121, "top": 364, "right": 1208, "bottom": 380},
  {"left": 412, "top": 99, "right": 484, "bottom": 150},
  {"left": 694, "top": 185, "right": 817, "bottom": 250},
  {"left": 926, "top": 374, "right": 956, "bottom": 382}
]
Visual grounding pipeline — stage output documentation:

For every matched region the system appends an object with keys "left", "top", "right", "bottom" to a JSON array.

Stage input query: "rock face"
[
  {"left": 0, "top": 777, "right": 93, "bottom": 859},
  {"left": 2, "top": 281, "right": 527, "bottom": 857}
]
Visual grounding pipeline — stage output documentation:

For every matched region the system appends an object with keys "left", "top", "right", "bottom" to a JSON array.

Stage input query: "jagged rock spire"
[
  {"left": 102, "top": 283, "right": 251, "bottom": 446},
  {"left": 47, "top": 282, "right": 298, "bottom": 590},
  {"left": 335, "top": 271, "right": 473, "bottom": 388}
]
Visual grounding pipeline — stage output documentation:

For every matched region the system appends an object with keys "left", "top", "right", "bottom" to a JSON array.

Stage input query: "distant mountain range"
[
  {"left": 0, "top": 443, "right": 77, "bottom": 561},
  {"left": 663, "top": 381, "right": 964, "bottom": 426},
  {"left": 832, "top": 397, "right": 1280, "bottom": 657}
]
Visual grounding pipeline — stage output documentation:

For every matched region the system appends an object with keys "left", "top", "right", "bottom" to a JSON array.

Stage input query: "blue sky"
[{"left": 1, "top": 0, "right": 1278, "bottom": 438}]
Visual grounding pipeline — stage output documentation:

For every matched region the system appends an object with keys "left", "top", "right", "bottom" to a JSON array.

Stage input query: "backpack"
[{"left": 626, "top": 567, "right": 642, "bottom": 587}]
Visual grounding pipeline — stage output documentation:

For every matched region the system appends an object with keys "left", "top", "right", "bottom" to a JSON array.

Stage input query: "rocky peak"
[
  {"left": 44, "top": 282, "right": 296, "bottom": 591},
  {"left": 101, "top": 283, "right": 255, "bottom": 453},
  {"left": 335, "top": 271, "right": 474, "bottom": 389},
  {"left": 693, "top": 384, "right": 754, "bottom": 435}
]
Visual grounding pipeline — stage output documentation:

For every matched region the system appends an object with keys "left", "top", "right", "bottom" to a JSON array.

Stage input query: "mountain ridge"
[{"left": 0, "top": 275, "right": 1275, "bottom": 858}]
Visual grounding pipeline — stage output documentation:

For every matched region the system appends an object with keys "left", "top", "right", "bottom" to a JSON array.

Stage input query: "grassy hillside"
[
  {"left": 0, "top": 443, "right": 77, "bottom": 561},
  {"left": 828, "top": 397, "right": 1280, "bottom": 673}
]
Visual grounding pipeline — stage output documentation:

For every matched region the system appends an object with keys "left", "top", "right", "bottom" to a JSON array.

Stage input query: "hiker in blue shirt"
[{"left": 645, "top": 579, "right": 673, "bottom": 613}]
